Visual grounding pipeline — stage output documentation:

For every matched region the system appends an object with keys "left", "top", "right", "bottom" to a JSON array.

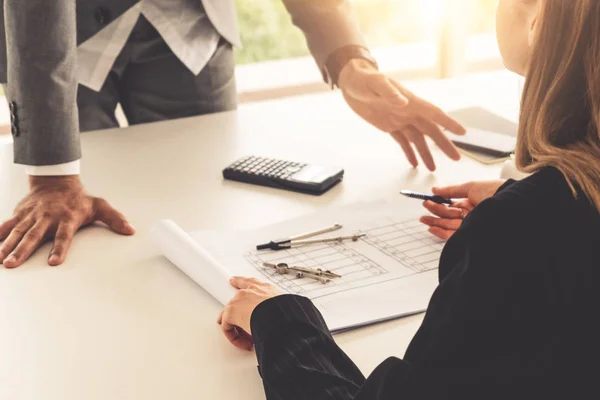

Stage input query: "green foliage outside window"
[
  {"left": 234, "top": 0, "right": 498, "bottom": 65},
  {"left": 234, "top": 0, "right": 308, "bottom": 65}
]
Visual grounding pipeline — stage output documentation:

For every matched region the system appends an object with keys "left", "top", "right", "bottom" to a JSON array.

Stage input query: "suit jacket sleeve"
[
  {"left": 5, "top": 0, "right": 81, "bottom": 166},
  {"left": 250, "top": 194, "right": 557, "bottom": 400},
  {"left": 250, "top": 295, "right": 427, "bottom": 400},
  {"left": 280, "top": 0, "right": 367, "bottom": 71}
]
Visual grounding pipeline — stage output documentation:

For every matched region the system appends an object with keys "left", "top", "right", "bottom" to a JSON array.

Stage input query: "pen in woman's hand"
[{"left": 400, "top": 190, "right": 452, "bottom": 205}]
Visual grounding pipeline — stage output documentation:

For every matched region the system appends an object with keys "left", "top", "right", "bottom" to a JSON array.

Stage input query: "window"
[
  {"left": 235, "top": 1, "right": 505, "bottom": 101},
  {"left": 466, "top": 0, "right": 501, "bottom": 68},
  {"left": 469, "top": 0, "right": 498, "bottom": 35}
]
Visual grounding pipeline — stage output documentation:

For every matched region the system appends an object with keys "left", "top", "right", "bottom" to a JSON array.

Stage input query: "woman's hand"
[
  {"left": 420, "top": 180, "right": 506, "bottom": 240},
  {"left": 217, "top": 276, "right": 283, "bottom": 351}
]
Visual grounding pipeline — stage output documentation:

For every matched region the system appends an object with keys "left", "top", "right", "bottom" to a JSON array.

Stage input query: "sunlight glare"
[{"left": 419, "top": 0, "right": 445, "bottom": 31}]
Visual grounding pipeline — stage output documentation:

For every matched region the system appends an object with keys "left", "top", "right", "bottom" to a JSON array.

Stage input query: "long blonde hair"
[{"left": 517, "top": 0, "right": 600, "bottom": 211}]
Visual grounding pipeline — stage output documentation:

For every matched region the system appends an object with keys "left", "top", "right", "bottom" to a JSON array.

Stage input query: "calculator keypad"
[{"left": 228, "top": 156, "right": 307, "bottom": 180}]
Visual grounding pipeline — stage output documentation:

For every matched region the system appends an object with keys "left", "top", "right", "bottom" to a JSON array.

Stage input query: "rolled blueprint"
[{"left": 150, "top": 219, "right": 236, "bottom": 305}]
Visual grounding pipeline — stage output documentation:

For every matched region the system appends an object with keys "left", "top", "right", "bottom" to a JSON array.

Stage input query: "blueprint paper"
[{"left": 152, "top": 200, "right": 445, "bottom": 333}]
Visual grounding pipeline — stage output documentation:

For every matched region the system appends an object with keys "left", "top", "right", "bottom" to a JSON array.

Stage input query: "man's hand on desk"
[
  {"left": 338, "top": 59, "right": 467, "bottom": 171},
  {"left": 0, "top": 176, "right": 135, "bottom": 268},
  {"left": 217, "top": 276, "right": 282, "bottom": 351},
  {"left": 419, "top": 180, "right": 506, "bottom": 240}
]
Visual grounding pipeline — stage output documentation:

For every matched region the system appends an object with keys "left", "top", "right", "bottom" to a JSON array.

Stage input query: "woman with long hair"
[{"left": 217, "top": 1, "right": 600, "bottom": 398}]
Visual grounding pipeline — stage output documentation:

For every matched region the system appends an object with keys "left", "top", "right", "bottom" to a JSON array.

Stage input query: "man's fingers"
[
  {"left": 230, "top": 276, "right": 261, "bottom": 290},
  {"left": 391, "top": 132, "right": 418, "bottom": 168},
  {"left": 422, "top": 201, "right": 464, "bottom": 219},
  {"left": 428, "top": 226, "right": 455, "bottom": 241},
  {"left": 48, "top": 222, "right": 79, "bottom": 266},
  {"left": 368, "top": 76, "right": 409, "bottom": 106},
  {"left": 3, "top": 219, "right": 52, "bottom": 268},
  {"left": 388, "top": 80, "right": 465, "bottom": 134},
  {"left": 0, "top": 219, "right": 34, "bottom": 265},
  {"left": 415, "top": 119, "right": 461, "bottom": 161},
  {"left": 93, "top": 198, "right": 135, "bottom": 235},
  {"left": 419, "top": 216, "right": 462, "bottom": 231},
  {"left": 432, "top": 182, "right": 474, "bottom": 199},
  {"left": 418, "top": 100, "right": 466, "bottom": 135},
  {"left": 0, "top": 217, "right": 19, "bottom": 242},
  {"left": 406, "top": 128, "right": 436, "bottom": 171}
]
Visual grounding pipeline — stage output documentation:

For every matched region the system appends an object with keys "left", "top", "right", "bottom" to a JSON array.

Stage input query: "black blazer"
[{"left": 250, "top": 167, "right": 600, "bottom": 399}]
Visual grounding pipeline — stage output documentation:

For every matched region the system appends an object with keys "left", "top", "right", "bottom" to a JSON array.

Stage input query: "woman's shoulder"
[
  {"left": 458, "top": 167, "right": 574, "bottom": 240},
  {"left": 494, "top": 167, "right": 573, "bottom": 205}
]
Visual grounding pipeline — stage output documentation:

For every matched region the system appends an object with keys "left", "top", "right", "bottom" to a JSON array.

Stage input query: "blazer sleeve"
[
  {"left": 250, "top": 295, "right": 429, "bottom": 400},
  {"left": 250, "top": 197, "right": 556, "bottom": 400},
  {"left": 4, "top": 0, "right": 81, "bottom": 166},
  {"left": 280, "top": 0, "right": 367, "bottom": 71}
]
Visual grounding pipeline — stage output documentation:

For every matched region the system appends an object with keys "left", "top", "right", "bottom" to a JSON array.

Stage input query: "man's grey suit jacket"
[{"left": 0, "top": 0, "right": 365, "bottom": 166}]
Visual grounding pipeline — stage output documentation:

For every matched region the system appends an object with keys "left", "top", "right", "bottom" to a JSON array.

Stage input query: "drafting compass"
[
  {"left": 256, "top": 223, "right": 366, "bottom": 251},
  {"left": 263, "top": 262, "right": 342, "bottom": 284}
]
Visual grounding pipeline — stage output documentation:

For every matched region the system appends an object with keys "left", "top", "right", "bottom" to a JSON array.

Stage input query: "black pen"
[{"left": 400, "top": 190, "right": 453, "bottom": 205}]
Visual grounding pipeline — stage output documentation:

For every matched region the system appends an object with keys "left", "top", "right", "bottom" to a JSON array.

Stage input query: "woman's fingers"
[
  {"left": 432, "top": 182, "right": 474, "bottom": 199},
  {"left": 230, "top": 276, "right": 262, "bottom": 290},
  {"left": 419, "top": 215, "right": 462, "bottom": 231},
  {"left": 428, "top": 226, "right": 455, "bottom": 241},
  {"left": 422, "top": 201, "right": 464, "bottom": 219},
  {"left": 420, "top": 198, "right": 473, "bottom": 240},
  {"left": 219, "top": 308, "right": 253, "bottom": 351},
  {"left": 224, "top": 327, "right": 253, "bottom": 352},
  {"left": 232, "top": 327, "right": 254, "bottom": 351}
]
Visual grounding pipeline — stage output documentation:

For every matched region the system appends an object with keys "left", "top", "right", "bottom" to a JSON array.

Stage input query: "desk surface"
[{"left": 0, "top": 71, "right": 519, "bottom": 400}]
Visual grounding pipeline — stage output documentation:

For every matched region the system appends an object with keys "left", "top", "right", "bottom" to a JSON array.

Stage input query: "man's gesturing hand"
[
  {"left": 0, "top": 176, "right": 135, "bottom": 268},
  {"left": 338, "top": 59, "right": 467, "bottom": 171}
]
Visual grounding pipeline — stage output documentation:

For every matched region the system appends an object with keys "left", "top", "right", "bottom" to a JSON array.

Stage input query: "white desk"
[{"left": 0, "top": 71, "right": 519, "bottom": 400}]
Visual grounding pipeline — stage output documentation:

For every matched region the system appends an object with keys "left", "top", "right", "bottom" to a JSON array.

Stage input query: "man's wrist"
[
  {"left": 323, "top": 45, "right": 378, "bottom": 89},
  {"left": 29, "top": 175, "right": 81, "bottom": 191},
  {"left": 338, "top": 59, "right": 378, "bottom": 90}
]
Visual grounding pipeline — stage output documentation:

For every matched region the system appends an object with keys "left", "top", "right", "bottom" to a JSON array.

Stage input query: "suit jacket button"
[
  {"left": 11, "top": 123, "right": 19, "bottom": 138},
  {"left": 95, "top": 7, "right": 112, "bottom": 26}
]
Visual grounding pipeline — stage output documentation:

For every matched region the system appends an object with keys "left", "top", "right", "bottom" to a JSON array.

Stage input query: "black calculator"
[{"left": 223, "top": 156, "right": 344, "bottom": 195}]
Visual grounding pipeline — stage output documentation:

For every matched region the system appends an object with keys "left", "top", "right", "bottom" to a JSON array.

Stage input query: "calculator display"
[{"left": 289, "top": 165, "right": 343, "bottom": 184}]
